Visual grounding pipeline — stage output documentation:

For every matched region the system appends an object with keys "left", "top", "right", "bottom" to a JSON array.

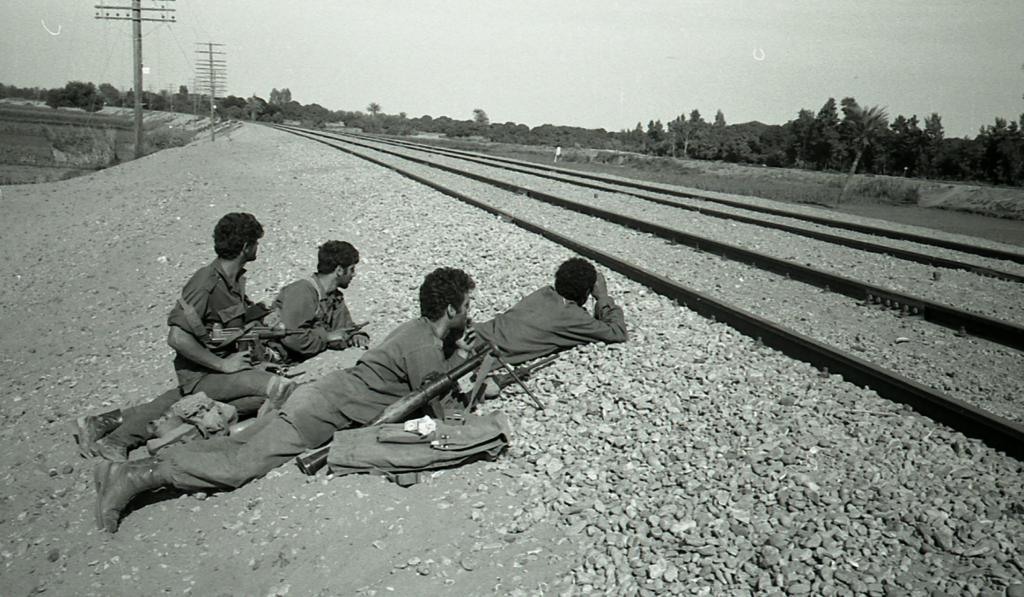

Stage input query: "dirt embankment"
[{"left": 0, "top": 101, "right": 212, "bottom": 184}]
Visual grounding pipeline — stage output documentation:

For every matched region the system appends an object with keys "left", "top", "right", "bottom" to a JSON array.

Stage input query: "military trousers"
[
  {"left": 162, "top": 380, "right": 357, "bottom": 491},
  {"left": 104, "top": 369, "right": 278, "bottom": 450}
]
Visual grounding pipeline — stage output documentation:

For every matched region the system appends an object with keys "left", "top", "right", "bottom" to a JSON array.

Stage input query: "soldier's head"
[
  {"left": 555, "top": 258, "right": 597, "bottom": 306},
  {"left": 213, "top": 213, "right": 264, "bottom": 262},
  {"left": 317, "top": 241, "right": 359, "bottom": 289},
  {"left": 420, "top": 267, "right": 475, "bottom": 327}
]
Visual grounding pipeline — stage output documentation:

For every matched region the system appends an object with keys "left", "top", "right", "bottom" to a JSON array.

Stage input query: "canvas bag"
[{"left": 326, "top": 412, "right": 512, "bottom": 482}]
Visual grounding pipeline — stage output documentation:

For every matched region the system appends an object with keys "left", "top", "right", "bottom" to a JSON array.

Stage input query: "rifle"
[
  {"left": 294, "top": 344, "right": 490, "bottom": 475},
  {"left": 327, "top": 322, "right": 370, "bottom": 348},
  {"left": 490, "top": 354, "right": 558, "bottom": 391},
  {"left": 209, "top": 324, "right": 304, "bottom": 363}
]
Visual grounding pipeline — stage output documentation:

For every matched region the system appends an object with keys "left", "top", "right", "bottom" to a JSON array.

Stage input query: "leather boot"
[
  {"left": 72, "top": 409, "right": 123, "bottom": 458},
  {"left": 94, "top": 458, "right": 171, "bottom": 533},
  {"left": 93, "top": 436, "right": 129, "bottom": 462}
]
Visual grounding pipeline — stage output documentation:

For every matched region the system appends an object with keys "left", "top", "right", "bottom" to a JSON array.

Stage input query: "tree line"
[{"left": 4, "top": 81, "right": 1021, "bottom": 186}]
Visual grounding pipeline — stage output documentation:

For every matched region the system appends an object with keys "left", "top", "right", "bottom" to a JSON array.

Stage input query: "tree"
[
  {"left": 785, "top": 108, "right": 816, "bottom": 167},
  {"left": 921, "top": 113, "right": 944, "bottom": 177},
  {"left": 472, "top": 108, "right": 489, "bottom": 126},
  {"left": 269, "top": 88, "right": 292, "bottom": 105},
  {"left": 367, "top": 102, "right": 381, "bottom": 117},
  {"left": 808, "top": 98, "right": 841, "bottom": 170},
  {"left": 46, "top": 81, "right": 104, "bottom": 111},
  {"left": 98, "top": 83, "right": 121, "bottom": 107},
  {"left": 713, "top": 109, "right": 726, "bottom": 128},
  {"left": 838, "top": 102, "right": 889, "bottom": 202}
]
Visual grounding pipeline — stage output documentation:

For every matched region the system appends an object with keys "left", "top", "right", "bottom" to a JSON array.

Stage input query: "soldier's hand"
[
  {"left": 347, "top": 333, "right": 370, "bottom": 349},
  {"left": 220, "top": 351, "right": 253, "bottom": 373},
  {"left": 592, "top": 271, "right": 608, "bottom": 300},
  {"left": 456, "top": 326, "right": 478, "bottom": 353}
]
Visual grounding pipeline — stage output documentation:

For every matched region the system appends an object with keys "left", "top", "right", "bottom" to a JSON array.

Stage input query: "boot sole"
[
  {"left": 73, "top": 417, "right": 96, "bottom": 459},
  {"left": 93, "top": 460, "right": 112, "bottom": 530}
]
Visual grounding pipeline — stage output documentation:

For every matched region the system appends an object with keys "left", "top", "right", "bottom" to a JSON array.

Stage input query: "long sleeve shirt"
[
  {"left": 270, "top": 276, "right": 359, "bottom": 361},
  {"left": 474, "top": 286, "right": 627, "bottom": 365},
  {"left": 319, "top": 317, "right": 457, "bottom": 424},
  {"left": 167, "top": 260, "right": 253, "bottom": 392}
]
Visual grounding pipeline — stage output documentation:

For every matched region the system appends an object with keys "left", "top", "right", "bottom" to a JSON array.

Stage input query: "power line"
[
  {"left": 95, "top": 0, "right": 177, "bottom": 159},
  {"left": 195, "top": 42, "right": 226, "bottom": 141}
]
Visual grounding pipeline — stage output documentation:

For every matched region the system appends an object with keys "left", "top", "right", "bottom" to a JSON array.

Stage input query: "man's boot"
[
  {"left": 94, "top": 458, "right": 171, "bottom": 533},
  {"left": 92, "top": 436, "right": 129, "bottom": 462},
  {"left": 72, "top": 409, "right": 123, "bottom": 458}
]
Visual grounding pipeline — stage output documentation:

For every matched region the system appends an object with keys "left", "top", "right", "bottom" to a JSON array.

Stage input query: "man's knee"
[{"left": 196, "top": 369, "right": 275, "bottom": 401}]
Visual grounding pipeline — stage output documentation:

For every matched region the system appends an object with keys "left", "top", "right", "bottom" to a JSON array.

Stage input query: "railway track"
[
  {"left": 281, "top": 125, "right": 1024, "bottom": 350},
  {"left": 346, "top": 130, "right": 1024, "bottom": 268},
  {"left": 272, "top": 124, "right": 1024, "bottom": 460}
]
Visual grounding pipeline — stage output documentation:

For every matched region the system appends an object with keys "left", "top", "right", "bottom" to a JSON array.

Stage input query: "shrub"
[
  {"left": 851, "top": 177, "right": 920, "bottom": 204},
  {"left": 144, "top": 124, "right": 195, "bottom": 153}
]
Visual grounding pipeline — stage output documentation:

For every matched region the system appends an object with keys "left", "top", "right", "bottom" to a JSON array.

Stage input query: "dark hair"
[
  {"left": 554, "top": 258, "right": 596, "bottom": 304},
  {"left": 419, "top": 267, "right": 475, "bottom": 321},
  {"left": 213, "top": 213, "right": 264, "bottom": 259},
  {"left": 317, "top": 241, "right": 359, "bottom": 274}
]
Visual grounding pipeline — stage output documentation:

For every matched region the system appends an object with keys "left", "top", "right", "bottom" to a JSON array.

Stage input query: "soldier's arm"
[
  {"left": 167, "top": 326, "right": 250, "bottom": 373},
  {"left": 276, "top": 283, "right": 332, "bottom": 357},
  {"left": 167, "top": 275, "right": 251, "bottom": 373},
  {"left": 328, "top": 298, "right": 369, "bottom": 348}
]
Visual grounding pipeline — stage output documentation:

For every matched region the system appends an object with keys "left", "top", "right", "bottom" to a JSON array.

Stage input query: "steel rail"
[
  {"left": 320, "top": 127, "right": 1024, "bottom": 266},
  {"left": 331, "top": 130, "right": 1024, "bottom": 284},
  {"left": 276, "top": 125, "right": 1024, "bottom": 353},
  {"left": 273, "top": 123, "right": 1024, "bottom": 460}
]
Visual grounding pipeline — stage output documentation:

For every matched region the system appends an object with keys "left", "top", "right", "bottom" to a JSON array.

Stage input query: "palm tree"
[
  {"left": 838, "top": 104, "right": 889, "bottom": 204},
  {"left": 367, "top": 102, "right": 381, "bottom": 117}
]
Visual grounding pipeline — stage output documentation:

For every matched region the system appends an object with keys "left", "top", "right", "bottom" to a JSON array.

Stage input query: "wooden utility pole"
[
  {"left": 195, "top": 43, "right": 226, "bottom": 142},
  {"left": 94, "top": 0, "right": 175, "bottom": 159}
]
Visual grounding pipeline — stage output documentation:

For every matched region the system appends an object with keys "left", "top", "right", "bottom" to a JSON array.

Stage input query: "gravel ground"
[
  {"left": 318, "top": 137, "right": 1024, "bottom": 425},
  {"left": 346, "top": 136, "right": 1024, "bottom": 325},
  {"left": 2, "top": 125, "right": 1022, "bottom": 596}
]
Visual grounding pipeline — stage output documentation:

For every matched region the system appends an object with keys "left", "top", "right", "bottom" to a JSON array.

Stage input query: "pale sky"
[{"left": 1, "top": 0, "right": 1022, "bottom": 138}]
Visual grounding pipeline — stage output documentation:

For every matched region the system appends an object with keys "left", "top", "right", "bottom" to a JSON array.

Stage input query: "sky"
[{"left": 1, "top": 0, "right": 1022, "bottom": 138}]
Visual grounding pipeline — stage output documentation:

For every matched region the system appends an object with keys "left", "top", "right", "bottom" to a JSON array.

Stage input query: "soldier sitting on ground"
[
  {"left": 94, "top": 267, "right": 478, "bottom": 533},
  {"left": 74, "top": 213, "right": 296, "bottom": 461},
  {"left": 266, "top": 240, "right": 369, "bottom": 362}
]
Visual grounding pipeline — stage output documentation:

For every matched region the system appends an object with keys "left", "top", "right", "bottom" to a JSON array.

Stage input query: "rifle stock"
[{"left": 295, "top": 345, "right": 490, "bottom": 475}]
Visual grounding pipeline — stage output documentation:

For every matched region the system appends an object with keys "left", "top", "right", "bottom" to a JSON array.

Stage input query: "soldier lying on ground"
[
  {"left": 94, "top": 267, "right": 477, "bottom": 533},
  {"left": 74, "top": 213, "right": 297, "bottom": 461},
  {"left": 474, "top": 257, "right": 627, "bottom": 365}
]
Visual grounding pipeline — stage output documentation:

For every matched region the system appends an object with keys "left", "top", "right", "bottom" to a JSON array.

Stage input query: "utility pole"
[
  {"left": 94, "top": 0, "right": 175, "bottom": 159},
  {"left": 195, "top": 43, "right": 226, "bottom": 142}
]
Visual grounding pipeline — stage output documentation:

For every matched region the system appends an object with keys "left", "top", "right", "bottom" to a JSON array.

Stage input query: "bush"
[
  {"left": 144, "top": 124, "right": 195, "bottom": 153},
  {"left": 851, "top": 177, "right": 920, "bottom": 204}
]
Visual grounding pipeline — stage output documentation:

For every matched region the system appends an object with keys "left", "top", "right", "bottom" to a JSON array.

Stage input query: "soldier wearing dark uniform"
[
  {"left": 74, "top": 213, "right": 294, "bottom": 461},
  {"left": 268, "top": 240, "right": 369, "bottom": 361},
  {"left": 93, "top": 267, "right": 476, "bottom": 533},
  {"left": 475, "top": 257, "right": 627, "bottom": 365}
]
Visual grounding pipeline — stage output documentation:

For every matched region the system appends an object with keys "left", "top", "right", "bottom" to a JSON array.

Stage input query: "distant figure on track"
[{"left": 554, "top": 145, "right": 563, "bottom": 163}]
